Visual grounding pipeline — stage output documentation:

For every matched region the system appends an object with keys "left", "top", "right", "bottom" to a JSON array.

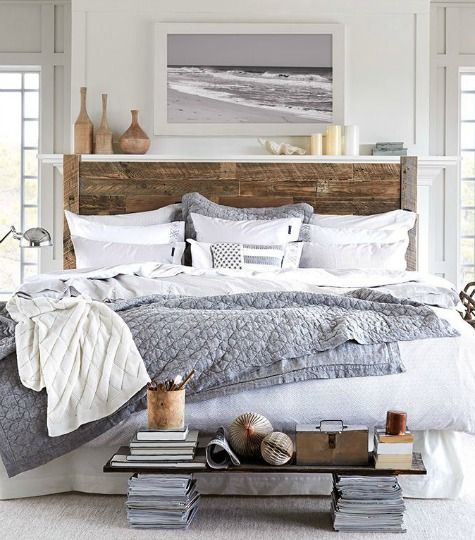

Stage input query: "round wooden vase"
[
  {"left": 74, "top": 87, "right": 93, "bottom": 154},
  {"left": 147, "top": 388, "right": 185, "bottom": 430},
  {"left": 119, "top": 109, "right": 150, "bottom": 154}
]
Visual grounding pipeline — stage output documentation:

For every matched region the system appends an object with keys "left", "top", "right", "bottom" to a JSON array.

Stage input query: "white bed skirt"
[{"left": 0, "top": 430, "right": 464, "bottom": 500}]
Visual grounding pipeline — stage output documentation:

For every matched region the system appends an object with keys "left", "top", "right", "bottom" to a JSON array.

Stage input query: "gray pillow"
[{"left": 182, "top": 192, "right": 314, "bottom": 240}]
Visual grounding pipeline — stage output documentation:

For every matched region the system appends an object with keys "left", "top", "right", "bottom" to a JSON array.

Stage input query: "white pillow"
[
  {"left": 306, "top": 224, "right": 408, "bottom": 245},
  {"left": 65, "top": 211, "right": 184, "bottom": 244},
  {"left": 299, "top": 240, "right": 409, "bottom": 271},
  {"left": 190, "top": 213, "right": 302, "bottom": 244},
  {"left": 72, "top": 236, "right": 185, "bottom": 269},
  {"left": 310, "top": 209, "right": 416, "bottom": 230},
  {"left": 188, "top": 239, "right": 303, "bottom": 271},
  {"left": 67, "top": 204, "right": 181, "bottom": 226}
]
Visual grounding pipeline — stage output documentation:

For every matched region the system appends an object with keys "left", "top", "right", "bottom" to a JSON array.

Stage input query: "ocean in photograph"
[{"left": 167, "top": 66, "right": 332, "bottom": 123}]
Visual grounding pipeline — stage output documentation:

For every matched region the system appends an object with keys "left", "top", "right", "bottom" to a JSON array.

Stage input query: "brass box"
[{"left": 296, "top": 421, "right": 369, "bottom": 466}]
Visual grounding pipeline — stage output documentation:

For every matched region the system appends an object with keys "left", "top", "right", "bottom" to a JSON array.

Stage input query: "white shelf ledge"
[{"left": 39, "top": 154, "right": 459, "bottom": 170}]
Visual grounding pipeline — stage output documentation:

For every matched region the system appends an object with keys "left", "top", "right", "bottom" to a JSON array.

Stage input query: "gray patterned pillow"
[{"left": 182, "top": 192, "right": 314, "bottom": 240}]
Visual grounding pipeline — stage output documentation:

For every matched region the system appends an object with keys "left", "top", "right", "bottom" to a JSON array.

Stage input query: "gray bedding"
[{"left": 0, "top": 289, "right": 457, "bottom": 477}]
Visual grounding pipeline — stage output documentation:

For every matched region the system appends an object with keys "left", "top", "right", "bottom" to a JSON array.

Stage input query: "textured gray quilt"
[{"left": 0, "top": 290, "right": 458, "bottom": 477}]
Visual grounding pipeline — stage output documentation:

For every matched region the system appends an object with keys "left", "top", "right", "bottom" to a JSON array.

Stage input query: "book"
[
  {"left": 375, "top": 142, "right": 404, "bottom": 150},
  {"left": 130, "top": 447, "right": 195, "bottom": 456},
  {"left": 130, "top": 430, "right": 199, "bottom": 448},
  {"left": 110, "top": 452, "right": 206, "bottom": 469},
  {"left": 376, "top": 430, "right": 414, "bottom": 443},
  {"left": 374, "top": 455, "right": 413, "bottom": 469},
  {"left": 136, "top": 426, "right": 189, "bottom": 442},
  {"left": 372, "top": 149, "right": 408, "bottom": 156},
  {"left": 374, "top": 440, "right": 413, "bottom": 455},
  {"left": 127, "top": 454, "right": 195, "bottom": 462}
]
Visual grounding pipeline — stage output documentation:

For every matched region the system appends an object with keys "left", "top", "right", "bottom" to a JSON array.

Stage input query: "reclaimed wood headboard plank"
[{"left": 63, "top": 155, "right": 418, "bottom": 271}]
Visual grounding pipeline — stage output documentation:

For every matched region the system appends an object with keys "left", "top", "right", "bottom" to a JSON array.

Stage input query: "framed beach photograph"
[{"left": 154, "top": 23, "right": 345, "bottom": 135}]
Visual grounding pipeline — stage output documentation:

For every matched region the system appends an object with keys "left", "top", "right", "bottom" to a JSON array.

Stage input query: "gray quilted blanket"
[{"left": 0, "top": 290, "right": 458, "bottom": 477}]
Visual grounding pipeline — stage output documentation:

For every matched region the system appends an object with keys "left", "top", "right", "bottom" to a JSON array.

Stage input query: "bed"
[{"left": 1, "top": 155, "right": 474, "bottom": 500}]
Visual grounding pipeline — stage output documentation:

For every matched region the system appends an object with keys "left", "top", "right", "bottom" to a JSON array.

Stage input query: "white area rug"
[{"left": 1, "top": 434, "right": 474, "bottom": 540}]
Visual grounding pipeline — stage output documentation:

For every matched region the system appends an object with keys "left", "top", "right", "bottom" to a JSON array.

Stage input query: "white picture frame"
[{"left": 154, "top": 23, "right": 345, "bottom": 136}]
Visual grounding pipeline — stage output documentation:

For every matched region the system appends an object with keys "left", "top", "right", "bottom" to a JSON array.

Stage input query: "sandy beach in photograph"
[{"left": 167, "top": 88, "right": 328, "bottom": 124}]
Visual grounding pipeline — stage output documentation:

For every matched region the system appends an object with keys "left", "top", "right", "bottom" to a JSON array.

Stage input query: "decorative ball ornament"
[
  {"left": 261, "top": 432, "right": 294, "bottom": 466},
  {"left": 228, "top": 412, "right": 273, "bottom": 458}
]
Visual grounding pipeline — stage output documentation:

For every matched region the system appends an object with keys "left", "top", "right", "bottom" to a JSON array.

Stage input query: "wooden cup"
[{"left": 147, "top": 388, "right": 185, "bottom": 430}]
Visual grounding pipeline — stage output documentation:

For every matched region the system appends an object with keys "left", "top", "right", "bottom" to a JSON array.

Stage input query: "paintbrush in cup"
[{"left": 176, "top": 369, "right": 195, "bottom": 390}]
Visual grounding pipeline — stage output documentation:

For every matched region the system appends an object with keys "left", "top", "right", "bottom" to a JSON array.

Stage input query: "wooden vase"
[
  {"left": 74, "top": 87, "right": 93, "bottom": 154},
  {"left": 95, "top": 93, "right": 113, "bottom": 154},
  {"left": 119, "top": 109, "right": 150, "bottom": 154},
  {"left": 147, "top": 388, "right": 185, "bottom": 430}
]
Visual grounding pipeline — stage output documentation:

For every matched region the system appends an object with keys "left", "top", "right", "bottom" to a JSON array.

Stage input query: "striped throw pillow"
[{"left": 210, "top": 243, "right": 302, "bottom": 271}]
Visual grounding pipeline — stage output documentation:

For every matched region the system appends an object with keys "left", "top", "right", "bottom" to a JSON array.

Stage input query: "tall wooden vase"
[
  {"left": 95, "top": 93, "right": 113, "bottom": 154},
  {"left": 74, "top": 87, "right": 93, "bottom": 154},
  {"left": 119, "top": 109, "right": 150, "bottom": 154}
]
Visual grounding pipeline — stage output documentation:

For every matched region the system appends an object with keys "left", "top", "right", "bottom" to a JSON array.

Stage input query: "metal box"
[{"left": 296, "top": 420, "right": 369, "bottom": 466}]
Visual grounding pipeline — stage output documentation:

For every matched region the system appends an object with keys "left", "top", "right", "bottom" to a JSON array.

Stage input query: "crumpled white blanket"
[{"left": 7, "top": 295, "right": 150, "bottom": 437}]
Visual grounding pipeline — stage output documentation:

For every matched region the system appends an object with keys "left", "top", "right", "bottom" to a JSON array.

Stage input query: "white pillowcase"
[
  {"left": 72, "top": 236, "right": 186, "bottom": 269},
  {"left": 310, "top": 209, "right": 416, "bottom": 231},
  {"left": 188, "top": 239, "right": 302, "bottom": 271},
  {"left": 190, "top": 213, "right": 302, "bottom": 244},
  {"left": 306, "top": 224, "right": 408, "bottom": 245},
  {"left": 66, "top": 204, "right": 181, "bottom": 226},
  {"left": 299, "top": 240, "right": 409, "bottom": 271},
  {"left": 65, "top": 211, "right": 185, "bottom": 244}
]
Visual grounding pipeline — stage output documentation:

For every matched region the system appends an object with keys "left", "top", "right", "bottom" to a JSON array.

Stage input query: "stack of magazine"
[
  {"left": 331, "top": 475, "right": 406, "bottom": 533},
  {"left": 126, "top": 474, "right": 199, "bottom": 529}
]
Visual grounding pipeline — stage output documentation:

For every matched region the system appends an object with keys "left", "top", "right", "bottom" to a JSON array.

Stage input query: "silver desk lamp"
[{"left": 0, "top": 225, "right": 52, "bottom": 248}]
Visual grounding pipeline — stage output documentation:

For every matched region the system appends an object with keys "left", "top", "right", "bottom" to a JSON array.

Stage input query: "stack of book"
[
  {"left": 110, "top": 425, "right": 206, "bottom": 469},
  {"left": 372, "top": 142, "right": 408, "bottom": 156},
  {"left": 126, "top": 474, "right": 200, "bottom": 529},
  {"left": 374, "top": 429, "right": 414, "bottom": 469},
  {"left": 331, "top": 475, "right": 406, "bottom": 533}
]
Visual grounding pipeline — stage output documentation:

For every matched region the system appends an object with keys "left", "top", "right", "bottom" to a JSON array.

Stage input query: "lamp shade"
[{"left": 20, "top": 227, "right": 53, "bottom": 248}]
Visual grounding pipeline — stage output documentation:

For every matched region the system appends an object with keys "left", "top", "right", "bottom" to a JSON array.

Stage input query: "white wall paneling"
[
  {"left": 431, "top": 0, "right": 475, "bottom": 285},
  {"left": 70, "top": 0, "right": 431, "bottom": 155},
  {"left": 0, "top": 0, "right": 71, "bottom": 274},
  {"left": 417, "top": 160, "right": 459, "bottom": 280}
]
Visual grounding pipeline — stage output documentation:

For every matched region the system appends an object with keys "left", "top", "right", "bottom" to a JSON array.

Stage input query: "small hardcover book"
[
  {"left": 130, "top": 430, "right": 198, "bottom": 448},
  {"left": 374, "top": 439, "right": 413, "bottom": 455},
  {"left": 136, "top": 426, "right": 189, "bottom": 441},
  {"left": 126, "top": 454, "right": 195, "bottom": 462},
  {"left": 375, "top": 142, "right": 404, "bottom": 150},
  {"left": 111, "top": 454, "right": 206, "bottom": 469},
  {"left": 374, "top": 454, "right": 413, "bottom": 469},
  {"left": 129, "top": 447, "right": 195, "bottom": 456},
  {"left": 376, "top": 429, "right": 414, "bottom": 443}
]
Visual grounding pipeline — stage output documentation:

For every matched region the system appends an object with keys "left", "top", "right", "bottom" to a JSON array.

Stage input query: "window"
[
  {"left": 0, "top": 70, "right": 40, "bottom": 298},
  {"left": 461, "top": 72, "right": 475, "bottom": 285}
]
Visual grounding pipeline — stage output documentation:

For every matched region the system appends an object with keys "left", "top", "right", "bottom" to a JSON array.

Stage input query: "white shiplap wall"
[
  {"left": 0, "top": 0, "right": 71, "bottom": 275},
  {"left": 71, "top": 0, "right": 432, "bottom": 156},
  {"left": 430, "top": 1, "right": 475, "bottom": 284}
]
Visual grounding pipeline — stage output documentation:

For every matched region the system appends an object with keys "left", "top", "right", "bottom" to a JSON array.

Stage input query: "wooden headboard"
[{"left": 63, "top": 155, "right": 417, "bottom": 270}]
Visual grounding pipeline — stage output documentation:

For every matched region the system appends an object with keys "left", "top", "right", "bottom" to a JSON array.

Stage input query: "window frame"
[{"left": 0, "top": 67, "right": 40, "bottom": 297}]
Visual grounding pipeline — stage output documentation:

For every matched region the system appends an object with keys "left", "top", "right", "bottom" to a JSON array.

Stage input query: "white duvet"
[{"left": 17, "top": 263, "right": 475, "bottom": 434}]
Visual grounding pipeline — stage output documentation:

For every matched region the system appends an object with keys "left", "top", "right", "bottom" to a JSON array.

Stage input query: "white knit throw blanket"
[{"left": 7, "top": 295, "right": 150, "bottom": 437}]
